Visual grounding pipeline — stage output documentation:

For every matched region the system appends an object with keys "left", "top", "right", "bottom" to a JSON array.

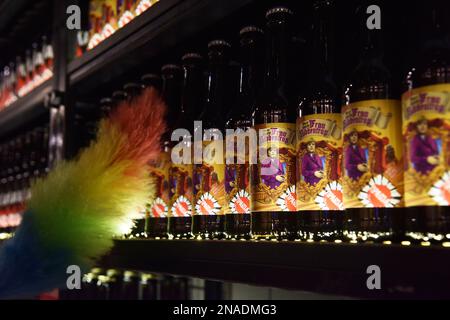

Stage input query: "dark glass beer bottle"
[
  {"left": 15, "top": 56, "right": 27, "bottom": 97},
  {"left": 403, "top": 0, "right": 450, "bottom": 245},
  {"left": 146, "top": 64, "right": 182, "bottom": 238},
  {"left": 342, "top": 2, "right": 403, "bottom": 243},
  {"left": 297, "top": 0, "right": 344, "bottom": 242},
  {"left": 225, "top": 26, "right": 264, "bottom": 239},
  {"left": 41, "top": 35, "right": 54, "bottom": 81},
  {"left": 192, "top": 40, "right": 231, "bottom": 239},
  {"left": 169, "top": 53, "right": 204, "bottom": 239},
  {"left": 252, "top": 7, "right": 298, "bottom": 240}
]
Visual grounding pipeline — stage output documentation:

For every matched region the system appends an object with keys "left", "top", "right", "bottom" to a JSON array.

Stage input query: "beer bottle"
[
  {"left": 169, "top": 53, "right": 204, "bottom": 239},
  {"left": 32, "top": 42, "right": 44, "bottom": 87},
  {"left": 402, "top": 0, "right": 450, "bottom": 245},
  {"left": 252, "top": 7, "right": 298, "bottom": 240},
  {"left": 118, "top": 0, "right": 135, "bottom": 28},
  {"left": 146, "top": 64, "right": 182, "bottom": 238},
  {"left": 225, "top": 26, "right": 264, "bottom": 240},
  {"left": 342, "top": 2, "right": 403, "bottom": 243},
  {"left": 297, "top": 0, "right": 344, "bottom": 242},
  {"left": 192, "top": 40, "right": 231, "bottom": 239},
  {"left": 6, "top": 62, "right": 17, "bottom": 106},
  {"left": 33, "top": 126, "right": 49, "bottom": 178},
  {"left": 15, "top": 56, "right": 27, "bottom": 98},
  {"left": 25, "top": 50, "right": 34, "bottom": 93},
  {"left": 0, "top": 143, "right": 6, "bottom": 237},
  {"left": 41, "top": 36, "right": 54, "bottom": 81}
]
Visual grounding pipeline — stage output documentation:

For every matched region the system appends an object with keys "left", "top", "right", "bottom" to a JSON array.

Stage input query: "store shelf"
[
  {"left": 101, "top": 239, "right": 450, "bottom": 299},
  {"left": 0, "top": 79, "right": 52, "bottom": 138},
  {"left": 68, "top": 0, "right": 255, "bottom": 93}
]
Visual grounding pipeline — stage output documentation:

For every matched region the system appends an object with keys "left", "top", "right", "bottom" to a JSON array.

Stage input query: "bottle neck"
[
  {"left": 305, "top": 3, "right": 338, "bottom": 114},
  {"left": 162, "top": 75, "right": 182, "bottom": 130},
  {"left": 311, "top": 7, "right": 334, "bottom": 80},
  {"left": 181, "top": 64, "right": 204, "bottom": 120},
  {"left": 347, "top": 17, "right": 392, "bottom": 102},
  {"left": 359, "top": 28, "right": 385, "bottom": 64},
  {"left": 202, "top": 61, "right": 229, "bottom": 128},
  {"left": 264, "top": 19, "right": 290, "bottom": 102},
  {"left": 239, "top": 40, "right": 263, "bottom": 111},
  {"left": 420, "top": 0, "right": 449, "bottom": 49}
]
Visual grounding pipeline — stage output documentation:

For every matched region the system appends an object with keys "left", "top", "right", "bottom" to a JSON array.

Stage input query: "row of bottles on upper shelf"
[
  {"left": 0, "top": 125, "right": 50, "bottom": 238},
  {"left": 83, "top": 0, "right": 449, "bottom": 246},
  {"left": 76, "top": 0, "right": 160, "bottom": 56},
  {"left": 60, "top": 268, "right": 192, "bottom": 300},
  {"left": 0, "top": 36, "right": 54, "bottom": 110}
]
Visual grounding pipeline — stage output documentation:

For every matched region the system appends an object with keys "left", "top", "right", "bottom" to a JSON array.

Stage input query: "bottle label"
[
  {"left": 402, "top": 84, "right": 450, "bottom": 207},
  {"left": 296, "top": 113, "right": 344, "bottom": 211},
  {"left": 342, "top": 99, "right": 403, "bottom": 209},
  {"left": 170, "top": 163, "right": 194, "bottom": 217},
  {"left": 147, "top": 149, "right": 171, "bottom": 218},
  {"left": 194, "top": 140, "right": 226, "bottom": 215},
  {"left": 252, "top": 123, "right": 296, "bottom": 212},
  {"left": 225, "top": 129, "right": 251, "bottom": 214}
]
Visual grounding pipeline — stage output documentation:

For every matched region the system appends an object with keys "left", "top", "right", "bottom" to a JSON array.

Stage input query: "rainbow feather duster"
[{"left": 0, "top": 88, "right": 166, "bottom": 299}]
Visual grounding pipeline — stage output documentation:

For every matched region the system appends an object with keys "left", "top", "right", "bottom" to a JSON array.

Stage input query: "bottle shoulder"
[
  {"left": 408, "top": 47, "right": 450, "bottom": 89},
  {"left": 253, "top": 102, "right": 295, "bottom": 124},
  {"left": 344, "top": 61, "right": 394, "bottom": 103},
  {"left": 225, "top": 106, "right": 254, "bottom": 130}
]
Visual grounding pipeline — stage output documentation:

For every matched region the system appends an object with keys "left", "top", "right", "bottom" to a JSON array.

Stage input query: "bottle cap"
[
  {"left": 123, "top": 82, "right": 141, "bottom": 92},
  {"left": 208, "top": 39, "right": 231, "bottom": 49},
  {"left": 99, "top": 97, "right": 112, "bottom": 105},
  {"left": 161, "top": 64, "right": 181, "bottom": 72},
  {"left": 106, "top": 269, "right": 121, "bottom": 277},
  {"left": 239, "top": 26, "right": 264, "bottom": 36},
  {"left": 112, "top": 90, "right": 127, "bottom": 100},
  {"left": 141, "top": 73, "right": 161, "bottom": 81},
  {"left": 265, "top": 7, "right": 294, "bottom": 19},
  {"left": 123, "top": 270, "right": 139, "bottom": 282},
  {"left": 182, "top": 52, "right": 203, "bottom": 61},
  {"left": 91, "top": 268, "right": 104, "bottom": 275}
]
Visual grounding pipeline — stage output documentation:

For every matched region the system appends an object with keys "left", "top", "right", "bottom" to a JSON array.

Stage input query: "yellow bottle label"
[
  {"left": 252, "top": 123, "right": 297, "bottom": 212},
  {"left": 402, "top": 84, "right": 450, "bottom": 207},
  {"left": 147, "top": 149, "right": 171, "bottom": 218},
  {"left": 170, "top": 163, "right": 194, "bottom": 217},
  {"left": 296, "top": 113, "right": 344, "bottom": 211},
  {"left": 225, "top": 129, "right": 251, "bottom": 214},
  {"left": 342, "top": 99, "right": 404, "bottom": 209},
  {"left": 194, "top": 140, "right": 226, "bottom": 216}
]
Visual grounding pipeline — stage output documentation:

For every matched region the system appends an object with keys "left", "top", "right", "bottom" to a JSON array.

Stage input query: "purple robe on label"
[
  {"left": 302, "top": 153, "right": 323, "bottom": 186},
  {"left": 261, "top": 158, "right": 285, "bottom": 189},
  {"left": 345, "top": 144, "right": 367, "bottom": 180},
  {"left": 193, "top": 166, "right": 201, "bottom": 196},
  {"left": 225, "top": 166, "right": 236, "bottom": 193},
  {"left": 410, "top": 134, "right": 439, "bottom": 174},
  {"left": 169, "top": 174, "right": 176, "bottom": 198}
]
